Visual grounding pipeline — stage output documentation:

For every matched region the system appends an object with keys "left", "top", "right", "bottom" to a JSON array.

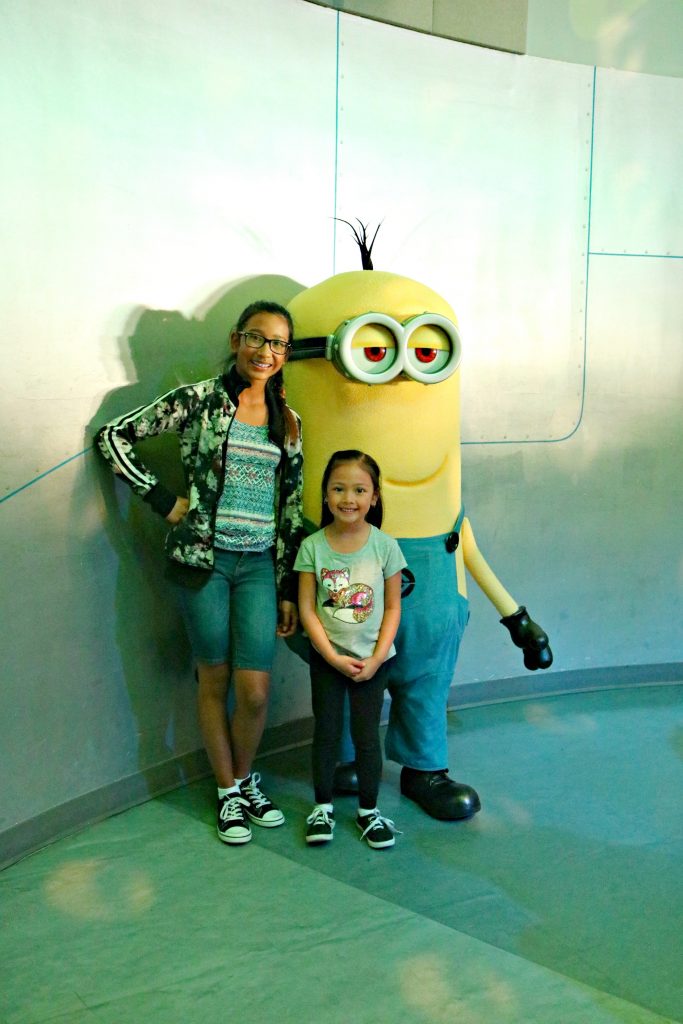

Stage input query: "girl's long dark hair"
[
  {"left": 230, "top": 300, "right": 299, "bottom": 448},
  {"left": 320, "top": 450, "right": 384, "bottom": 528}
]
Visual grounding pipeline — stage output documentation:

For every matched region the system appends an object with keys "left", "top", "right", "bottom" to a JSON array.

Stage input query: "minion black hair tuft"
[{"left": 334, "top": 217, "right": 382, "bottom": 270}]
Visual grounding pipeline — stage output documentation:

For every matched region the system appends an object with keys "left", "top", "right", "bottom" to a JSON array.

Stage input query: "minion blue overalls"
[{"left": 338, "top": 511, "right": 468, "bottom": 772}]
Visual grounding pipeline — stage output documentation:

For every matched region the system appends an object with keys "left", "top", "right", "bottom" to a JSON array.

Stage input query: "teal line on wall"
[
  {"left": 0, "top": 448, "right": 91, "bottom": 505},
  {"left": 590, "top": 251, "right": 683, "bottom": 259},
  {"left": 332, "top": 11, "right": 340, "bottom": 275},
  {"left": 579, "top": 63, "right": 597, "bottom": 436}
]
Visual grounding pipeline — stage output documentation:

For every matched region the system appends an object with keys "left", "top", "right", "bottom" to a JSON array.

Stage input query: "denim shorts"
[{"left": 177, "top": 548, "right": 277, "bottom": 670}]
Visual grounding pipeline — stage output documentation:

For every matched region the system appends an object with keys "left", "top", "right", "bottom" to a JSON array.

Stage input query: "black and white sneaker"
[
  {"left": 306, "top": 805, "right": 335, "bottom": 844},
  {"left": 240, "top": 772, "right": 285, "bottom": 828},
  {"left": 356, "top": 809, "right": 400, "bottom": 849},
  {"left": 217, "top": 793, "right": 252, "bottom": 845}
]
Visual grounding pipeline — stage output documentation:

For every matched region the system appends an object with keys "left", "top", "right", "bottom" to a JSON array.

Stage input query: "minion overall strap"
[{"left": 445, "top": 506, "right": 465, "bottom": 553}]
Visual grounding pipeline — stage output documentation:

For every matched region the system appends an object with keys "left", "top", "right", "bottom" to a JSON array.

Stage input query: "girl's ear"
[
  {"left": 229, "top": 331, "right": 240, "bottom": 354},
  {"left": 371, "top": 492, "right": 378, "bottom": 506}
]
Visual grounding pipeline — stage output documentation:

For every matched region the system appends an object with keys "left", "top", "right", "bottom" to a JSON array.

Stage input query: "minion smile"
[{"left": 385, "top": 454, "right": 449, "bottom": 488}]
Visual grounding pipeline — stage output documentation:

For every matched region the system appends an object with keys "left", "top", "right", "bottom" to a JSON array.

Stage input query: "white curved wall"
[{"left": 1, "top": 0, "right": 681, "bottom": 864}]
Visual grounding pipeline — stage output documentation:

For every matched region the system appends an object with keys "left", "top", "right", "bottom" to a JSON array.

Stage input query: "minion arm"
[
  {"left": 461, "top": 517, "right": 517, "bottom": 615},
  {"left": 461, "top": 517, "right": 553, "bottom": 671}
]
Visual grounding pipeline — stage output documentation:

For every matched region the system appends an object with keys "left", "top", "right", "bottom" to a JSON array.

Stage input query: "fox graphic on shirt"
[{"left": 320, "top": 567, "right": 374, "bottom": 623}]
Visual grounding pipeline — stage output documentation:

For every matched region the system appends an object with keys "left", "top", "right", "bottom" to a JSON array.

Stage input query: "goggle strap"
[{"left": 289, "top": 338, "right": 327, "bottom": 361}]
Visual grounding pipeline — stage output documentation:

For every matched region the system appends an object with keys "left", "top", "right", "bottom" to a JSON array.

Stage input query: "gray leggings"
[{"left": 310, "top": 646, "right": 389, "bottom": 809}]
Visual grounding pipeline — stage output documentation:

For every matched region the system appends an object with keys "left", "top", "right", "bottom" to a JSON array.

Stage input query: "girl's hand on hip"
[
  {"left": 277, "top": 600, "right": 298, "bottom": 637},
  {"left": 166, "top": 496, "right": 189, "bottom": 524}
]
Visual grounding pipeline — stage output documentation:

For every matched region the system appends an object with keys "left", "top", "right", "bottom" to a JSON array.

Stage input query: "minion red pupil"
[
  {"left": 360, "top": 346, "right": 444, "bottom": 366},
  {"left": 415, "top": 348, "right": 437, "bottom": 363}
]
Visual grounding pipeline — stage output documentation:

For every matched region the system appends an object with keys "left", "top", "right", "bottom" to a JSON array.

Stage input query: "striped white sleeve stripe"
[
  {"left": 100, "top": 422, "right": 152, "bottom": 490},
  {"left": 99, "top": 380, "right": 211, "bottom": 490},
  {"left": 99, "top": 394, "right": 174, "bottom": 490}
]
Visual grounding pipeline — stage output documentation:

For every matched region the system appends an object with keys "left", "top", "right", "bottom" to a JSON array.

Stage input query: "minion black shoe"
[
  {"left": 400, "top": 768, "right": 481, "bottom": 821},
  {"left": 332, "top": 761, "right": 359, "bottom": 795}
]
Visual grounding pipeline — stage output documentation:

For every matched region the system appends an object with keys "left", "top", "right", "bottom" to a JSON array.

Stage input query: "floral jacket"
[{"left": 96, "top": 368, "right": 304, "bottom": 602}]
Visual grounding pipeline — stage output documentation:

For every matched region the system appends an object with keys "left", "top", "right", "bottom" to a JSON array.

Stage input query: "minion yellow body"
[{"left": 287, "top": 270, "right": 551, "bottom": 819}]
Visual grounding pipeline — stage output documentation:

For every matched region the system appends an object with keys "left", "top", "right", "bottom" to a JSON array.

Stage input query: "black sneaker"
[
  {"left": 356, "top": 809, "right": 399, "bottom": 849},
  {"left": 217, "top": 793, "right": 251, "bottom": 845},
  {"left": 240, "top": 772, "right": 285, "bottom": 828},
  {"left": 306, "top": 805, "right": 335, "bottom": 844}
]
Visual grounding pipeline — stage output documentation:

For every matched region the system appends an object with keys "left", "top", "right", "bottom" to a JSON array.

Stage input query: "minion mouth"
[{"left": 385, "top": 455, "right": 448, "bottom": 488}]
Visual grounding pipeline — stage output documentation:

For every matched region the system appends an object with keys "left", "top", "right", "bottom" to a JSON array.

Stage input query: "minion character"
[{"left": 286, "top": 263, "right": 552, "bottom": 820}]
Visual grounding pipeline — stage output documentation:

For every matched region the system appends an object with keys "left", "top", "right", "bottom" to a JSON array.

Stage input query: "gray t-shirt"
[{"left": 294, "top": 525, "right": 407, "bottom": 660}]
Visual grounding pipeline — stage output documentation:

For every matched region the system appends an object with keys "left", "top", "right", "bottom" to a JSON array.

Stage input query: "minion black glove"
[{"left": 500, "top": 606, "right": 553, "bottom": 671}]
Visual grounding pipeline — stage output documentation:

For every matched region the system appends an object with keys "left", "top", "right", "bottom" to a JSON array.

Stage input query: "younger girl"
[{"left": 295, "top": 450, "right": 406, "bottom": 849}]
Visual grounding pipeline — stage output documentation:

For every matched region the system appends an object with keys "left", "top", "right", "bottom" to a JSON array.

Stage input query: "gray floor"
[{"left": 2, "top": 684, "right": 682, "bottom": 1023}]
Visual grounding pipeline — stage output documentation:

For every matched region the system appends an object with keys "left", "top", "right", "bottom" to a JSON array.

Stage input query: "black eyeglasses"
[{"left": 238, "top": 331, "right": 291, "bottom": 356}]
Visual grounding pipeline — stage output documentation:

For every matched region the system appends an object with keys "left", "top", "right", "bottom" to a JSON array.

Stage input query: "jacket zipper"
[{"left": 209, "top": 404, "right": 236, "bottom": 542}]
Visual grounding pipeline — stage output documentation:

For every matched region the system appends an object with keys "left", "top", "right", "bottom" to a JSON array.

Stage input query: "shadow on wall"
[{"left": 83, "top": 274, "right": 306, "bottom": 788}]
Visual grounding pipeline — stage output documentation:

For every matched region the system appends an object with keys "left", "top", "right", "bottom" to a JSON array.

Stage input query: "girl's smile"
[{"left": 325, "top": 463, "right": 378, "bottom": 529}]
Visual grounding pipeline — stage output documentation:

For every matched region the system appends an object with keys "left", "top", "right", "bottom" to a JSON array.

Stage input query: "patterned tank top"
[{"left": 214, "top": 419, "right": 281, "bottom": 552}]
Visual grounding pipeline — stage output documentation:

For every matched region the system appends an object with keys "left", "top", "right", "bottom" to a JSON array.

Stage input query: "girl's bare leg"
[
  {"left": 196, "top": 661, "right": 234, "bottom": 788},
  {"left": 230, "top": 669, "right": 270, "bottom": 779}
]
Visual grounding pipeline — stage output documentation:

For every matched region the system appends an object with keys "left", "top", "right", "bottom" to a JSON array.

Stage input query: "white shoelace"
[
  {"left": 242, "top": 772, "right": 270, "bottom": 809},
  {"left": 219, "top": 790, "right": 248, "bottom": 823},
  {"left": 307, "top": 805, "right": 333, "bottom": 826},
  {"left": 219, "top": 795, "right": 248, "bottom": 821},
  {"left": 358, "top": 810, "right": 400, "bottom": 841}
]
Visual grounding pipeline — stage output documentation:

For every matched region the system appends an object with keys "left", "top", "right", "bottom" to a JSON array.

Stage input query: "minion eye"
[
  {"left": 406, "top": 330, "right": 452, "bottom": 375},
  {"left": 325, "top": 312, "right": 402, "bottom": 384},
  {"left": 414, "top": 348, "right": 438, "bottom": 364},
  {"left": 403, "top": 315, "right": 462, "bottom": 383},
  {"left": 350, "top": 325, "right": 397, "bottom": 376}
]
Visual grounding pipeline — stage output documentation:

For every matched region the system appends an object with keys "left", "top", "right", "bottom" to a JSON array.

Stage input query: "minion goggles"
[{"left": 289, "top": 311, "right": 462, "bottom": 385}]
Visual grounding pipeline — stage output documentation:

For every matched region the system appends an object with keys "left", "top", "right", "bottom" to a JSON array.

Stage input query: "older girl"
[{"left": 97, "top": 300, "right": 304, "bottom": 845}]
